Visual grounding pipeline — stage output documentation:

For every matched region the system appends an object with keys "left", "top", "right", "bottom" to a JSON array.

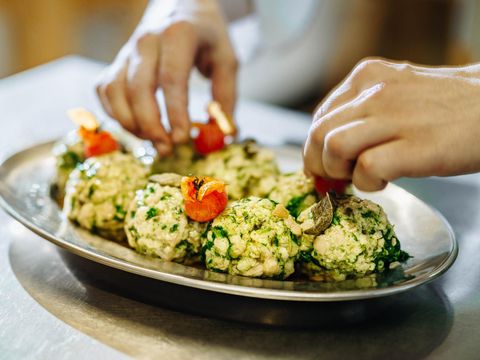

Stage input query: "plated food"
[
  {"left": 64, "top": 152, "right": 150, "bottom": 241},
  {"left": 204, "top": 197, "right": 300, "bottom": 279},
  {"left": 297, "top": 195, "right": 409, "bottom": 281},
  {"left": 125, "top": 179, "right": 207, "bottom": 264},
  {"left": 53, "top": 104, "right": 410, "bottom": 283}
]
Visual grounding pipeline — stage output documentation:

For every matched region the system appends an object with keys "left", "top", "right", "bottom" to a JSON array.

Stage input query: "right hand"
[
  {"left": 303, "top": 58, "right": 480, "bottom": 191},
  {"left": 96, "top": 0, "right": 238, "bottom": 155}
]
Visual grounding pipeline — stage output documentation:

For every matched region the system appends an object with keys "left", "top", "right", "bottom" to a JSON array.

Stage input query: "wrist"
[{"left": 136, "top": 0, "right": 222, "bottom": 33}]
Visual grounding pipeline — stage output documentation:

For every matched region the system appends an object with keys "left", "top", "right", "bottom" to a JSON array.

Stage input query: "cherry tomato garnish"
[
  {"left": 192, "top": 118, "right": 226, "bottom": 155},
  {"left": 181, "top": 176, "right": 228, "bottom": 222},
  {"left": 68, "top": 108, "right": 119, "bottom": 158},
  {"left": 315, "top": 177, "right": 350, "bottom": 195},
  {"left": 78, "top": 127, "right": 119, "bottom": 158}
]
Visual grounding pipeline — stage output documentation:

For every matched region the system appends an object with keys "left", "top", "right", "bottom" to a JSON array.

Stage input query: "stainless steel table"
[{"left": 1, "top": 56, "right": 479, "bottom": 360}]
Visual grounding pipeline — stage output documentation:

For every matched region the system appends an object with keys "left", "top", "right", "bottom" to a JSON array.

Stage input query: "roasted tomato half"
[{"left": 181, "top": 176, "right": 228, "bottom": 222}]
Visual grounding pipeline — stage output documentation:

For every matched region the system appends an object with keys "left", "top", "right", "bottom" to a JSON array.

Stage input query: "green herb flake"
[
  {"left": 285, "top": 194, "right": 308, "bottom": 219},
  {"left": 128, "top": 226, "right": 139, "bottom": 237},
  {"left": 60, "top": 151, "right": 81, "bottom": 169},
  {"left": 290, "top": 232, "right": 299, "bottom": 245},
  {"left": 332, "top": 213, "right": 341, "bottom": 225},
  {"left": 115, "top": 205, "right": 126, "bottom": 216},
  {"left": 212, "top": 226, "right": 228, "bottom": 239},
  {"left": 146, "top": 207, "right": 159, "bottom": 220},
  {"left": 88, "top": 186, "right": 96, "bottom": 199},
  {"left": 160, "top": 193, "right": 172, "bottom": 201},
  {"left": 273, "top": 236, "right": 279, "bottom": 247}
]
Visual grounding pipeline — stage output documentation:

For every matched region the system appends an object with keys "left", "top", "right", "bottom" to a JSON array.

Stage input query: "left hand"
[{"left": 303, "top": 57, "right": 480, "bottom": 191}]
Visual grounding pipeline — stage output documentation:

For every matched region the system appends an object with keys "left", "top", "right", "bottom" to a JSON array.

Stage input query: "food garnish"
[
  {"left": 302, "top": 192, "right": 335, "bottom": 235},
  {"left": 314, "top": 177, "right": 350, "bottom": 195},
  {"left": 67, "top": 107, "right": 118, "bottom": 158},
  {"left": 192, "top": 101, "right": 237, "bottom": 155},
  {"left": 148, "top": 173, "right": 183, "bottom": 187},
  {"left": 192, "top": 118, "right": 226, "bottom": 155},
  {"left": 207, "top": 101, "right": 236, "bottom": 136},
  {"left": 180, "top": 176, "right": 228, "bottom": 222},
  {"left": 67, "top": 108, "right": 98, "bottom": 131},
  {"left": 56, "top": 103, "right": 411, "bottom": 282}
]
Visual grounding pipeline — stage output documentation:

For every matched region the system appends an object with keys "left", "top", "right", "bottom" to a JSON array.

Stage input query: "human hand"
[
  {"left": 304, "top": 58, "right": 480, "bottom": 191},
  {"left": 96, "top": 0, "right": 238, "bottom": 155}
]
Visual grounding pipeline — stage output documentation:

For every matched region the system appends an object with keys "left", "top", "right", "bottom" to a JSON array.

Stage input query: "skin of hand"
[
  {"left": 96, "top": 0, "right": 238, "bottom": 155},
  {"left": 304, "top": 57, "right": 480, "bottom": 191}
]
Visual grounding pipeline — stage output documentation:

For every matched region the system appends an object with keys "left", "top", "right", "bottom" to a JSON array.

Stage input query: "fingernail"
[{"left": 155, "top": 142, "right": 172, "bottom": 156}]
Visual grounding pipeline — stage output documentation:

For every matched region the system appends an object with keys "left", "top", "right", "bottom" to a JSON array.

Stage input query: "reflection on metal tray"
[{"left": 0, "top": 141, "right": 457, "bottom": 304}]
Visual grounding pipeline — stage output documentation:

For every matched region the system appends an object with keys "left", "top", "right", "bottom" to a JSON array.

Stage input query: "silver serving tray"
[{"left": 0, "top": 141, "right": 457, "bottom": 303}]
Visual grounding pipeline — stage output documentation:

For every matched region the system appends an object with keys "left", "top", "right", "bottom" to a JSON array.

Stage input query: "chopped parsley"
[
  {"left": 160, "top": 193, "right": 172, "bottom": 201},
  {"left": 374, "top": 226, "right": 411, "bottom": 272},
  {"left": 59, "top": 151, "right": 81, "bottom": 169},
  {"left": 273, "top": 236, "right": 279, "bottom": 247},
  {"left": 201, "top": 239, "right": 215, "bottom": 262},
  {"left": 289, "top": 231, "right": 299, "bottom": 245},
  {"left": 146, "top": 207, "right": 159, "bottom": 220},
  {"left": 332, "top": 213, "right": 341, "bottom": 225},
  {"left": 361, "top": 209, "right": 379, "bottom": 221},
  {"left": 286, "top": 194, "right": 309, "bottom": 218},
  {"left": 175, "top": 240, "right": 196, "bottom": 257},
  {"left": 127, "top": 225, "right": 139, "bottom": 237},
  {"left": 113, "top": 205, "right": 127, "bottom": 222},
  {"left": 115, "top": 205, "right": 126, "bottom": 216},
  {"left": 87, "top": 185, "right": 96, "bottom": 199},
  {"left": 211, "top": 226, "right": 228, "bottom": 239}
]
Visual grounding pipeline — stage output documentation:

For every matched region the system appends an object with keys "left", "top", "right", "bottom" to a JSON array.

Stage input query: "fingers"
[
  {"left": 323, "top": 119, "right": 398, "bottom": 179},
  {"left": 304, "top": 105, "right": 363, "bottom": 178},
  {"left": 352, "top": 140, "right": 405, "bottom": 191},
  {"left": 126, "top": 33, "right": 172, "bottom": 154},
  {"left": 304, "top": 84, "right": 383, "bottom": 177},
  {"left": 159, "top": 22, "right": 198, "bottom": 144},
  {"left": 321, "top": 121, "right": 362, "bottom": 180},
  {"left": 304, "top": 57, "right": 473, "bottom": 192},
  {"left": 211, "top": 53, "right": 238, "bottom": 117},
  {"left": 352, "top": 138, "right": 435, "bottom": 191},
  {"left": 96, "top": 64, "right": 138, "bottom": 134}
]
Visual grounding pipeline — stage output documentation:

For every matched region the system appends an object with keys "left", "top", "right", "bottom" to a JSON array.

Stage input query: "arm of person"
[
  {"left": 96, "top": 0, "right": 238, "bottom": 155},
  {"left": 303, "top": 57, "right": 480, "bottom": 191}
]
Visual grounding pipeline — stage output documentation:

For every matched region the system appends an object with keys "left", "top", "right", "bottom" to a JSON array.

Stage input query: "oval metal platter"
[{"left": 0, "top": 140, "right": 457, "bottom": 302}]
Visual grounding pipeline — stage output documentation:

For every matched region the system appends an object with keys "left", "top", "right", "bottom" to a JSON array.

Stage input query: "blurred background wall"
[
  {"left": 0, "top": 0, "right": 148, "bottom": 77},
  {"left": 0, "top": 0, "right": 480, "bottom": 108}
]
